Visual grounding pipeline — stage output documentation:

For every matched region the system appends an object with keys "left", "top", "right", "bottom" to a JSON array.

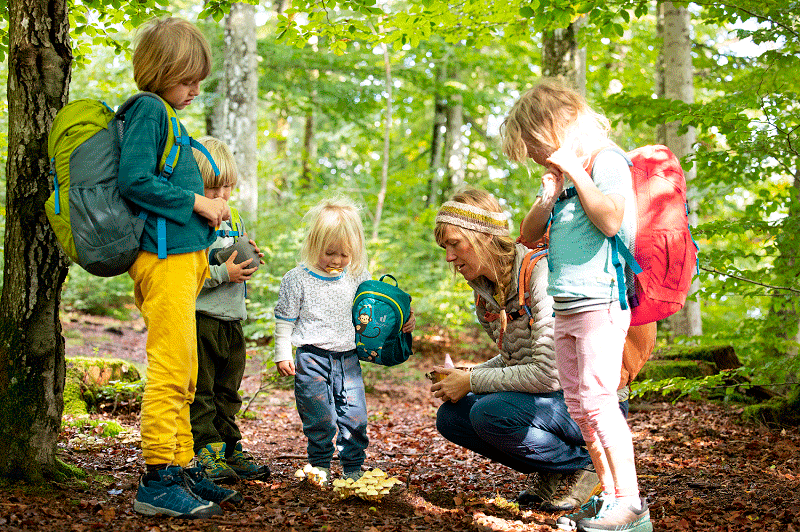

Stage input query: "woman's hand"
[{"left": 430, "top": 366, "right": 471, "bottom": 403}]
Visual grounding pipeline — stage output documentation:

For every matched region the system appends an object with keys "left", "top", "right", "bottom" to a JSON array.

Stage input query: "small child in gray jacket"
[{"left": 190, "top": 136, "right": 271, "bottom": 482}]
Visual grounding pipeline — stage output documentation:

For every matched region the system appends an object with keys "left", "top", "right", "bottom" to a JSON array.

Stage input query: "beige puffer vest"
[{"left": 467, "top": 243, "right": 561, "bottom": 395}]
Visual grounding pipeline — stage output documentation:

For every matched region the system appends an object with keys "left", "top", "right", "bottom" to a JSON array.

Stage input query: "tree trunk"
[
  {"left": 300, "top": 102, "right": 316, "bottom": 189},
  {"left": 542, "top": 18, "right": 586, "bottom": 95},
  {"left": 0, "top": 0, "right": 72, "bottom": 482},
  {"left": 224, "top": 2, "right": 259, "bottom": 236},
  {"left": 657, "top": 1, "right": 702, "bottom": 337},
  {"left": 428, "top": 57, "right": 448, "bottom": 207},
  {"left": 371, "top": 39, "right": 392, "bottom": 241},
  {"left": 444, "top": 68, "right": 465, "bottom": 189}
]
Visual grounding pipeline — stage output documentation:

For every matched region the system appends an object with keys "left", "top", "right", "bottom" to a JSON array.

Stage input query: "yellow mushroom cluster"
[
  {"left": 331, "top": 469, "right": 403, "bottom": 501},
  {"left": 294, "top": 464, "right": 329, "bottom": 486}
]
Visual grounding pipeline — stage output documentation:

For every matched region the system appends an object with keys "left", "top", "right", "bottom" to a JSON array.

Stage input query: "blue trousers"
[
  {"left": 294, "top": 345, "right": 368, "bottom": 473},
  {"left": 436, "top": 390, "right": 629, "bottom": 474}
]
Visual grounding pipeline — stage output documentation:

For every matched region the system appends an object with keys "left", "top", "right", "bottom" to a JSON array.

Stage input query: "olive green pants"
[{"left": 190, "top": 313, "right": 246, "bottom": 454}]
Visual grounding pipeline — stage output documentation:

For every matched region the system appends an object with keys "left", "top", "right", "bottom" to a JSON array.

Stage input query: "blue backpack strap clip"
[{"left": 609, "top": 235, "right": 643, "bottom": 311}]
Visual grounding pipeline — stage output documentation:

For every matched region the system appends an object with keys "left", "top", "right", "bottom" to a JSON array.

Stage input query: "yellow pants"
[{"left": 129, "top": 249, "right": 209, "bottom": 467}]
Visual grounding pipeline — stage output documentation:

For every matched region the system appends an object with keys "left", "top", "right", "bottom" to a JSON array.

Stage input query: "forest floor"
[{"left": 1, "top": 312, "right": 798, "bottom": 532}]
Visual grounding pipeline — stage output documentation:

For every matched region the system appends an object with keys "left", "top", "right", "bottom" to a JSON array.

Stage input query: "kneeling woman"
[{"left": 431, "top": 187, "right": 598, "bottom": 511}]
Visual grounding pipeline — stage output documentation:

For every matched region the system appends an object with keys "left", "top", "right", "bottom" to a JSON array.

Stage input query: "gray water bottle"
[{"left": 215, "top": 238, "right": 260, "bottom": 272}]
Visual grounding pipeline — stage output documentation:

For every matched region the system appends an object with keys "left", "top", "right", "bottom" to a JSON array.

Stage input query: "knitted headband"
[{"left": 435, "top": 201, "right": 510, "bottom": 236}]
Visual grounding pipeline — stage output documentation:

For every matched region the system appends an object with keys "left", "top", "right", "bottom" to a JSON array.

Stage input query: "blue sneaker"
[
  {"left": 134, "top": 465, "right": 221, "bottom": 518},
  {"left": 183, "top": 465, "right": 243, "bottom": 506},
  {"left": 556, "top": 494, "right": 605, "bottom": 531}
]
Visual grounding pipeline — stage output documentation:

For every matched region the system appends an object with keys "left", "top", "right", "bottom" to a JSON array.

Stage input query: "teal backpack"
[
  {"left": 352, "top": 275, "right": 413, "bottom": 366},
  {"left": 44, "top": 92, "right": 218, "bottom": 277}
]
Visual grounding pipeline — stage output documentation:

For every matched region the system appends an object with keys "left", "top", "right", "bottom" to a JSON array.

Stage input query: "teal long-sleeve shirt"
[{"left": 117, "top": 95, "right": 215, "bottom": 255}]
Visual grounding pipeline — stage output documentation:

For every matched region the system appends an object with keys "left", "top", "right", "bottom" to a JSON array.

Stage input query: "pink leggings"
[{"left": 555, "top": 304, "right": 631, "bottom": 449}]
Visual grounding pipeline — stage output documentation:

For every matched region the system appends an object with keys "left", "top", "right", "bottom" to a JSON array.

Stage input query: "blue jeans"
[
  {"left": 436, "top": 390, "right": 629, "bottom": 474},
  {"left": 294, "top": 345, "right": 368, "bottom": 473}
]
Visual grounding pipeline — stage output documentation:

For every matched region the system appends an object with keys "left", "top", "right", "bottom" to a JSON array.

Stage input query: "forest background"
[{"left": 0, "top": 0, "right": 797, "bottom": 486}]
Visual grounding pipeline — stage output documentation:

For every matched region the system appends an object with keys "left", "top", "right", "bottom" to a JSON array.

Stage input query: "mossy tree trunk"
[{"left": 0, "top": 0, "right": 71, "bottom": 483}]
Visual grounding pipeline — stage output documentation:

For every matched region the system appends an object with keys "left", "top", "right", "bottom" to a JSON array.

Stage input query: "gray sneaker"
[
  {"left": 577, "top": 497, "right": 653, "bottom": 532},
  {"left": 518, "top": 471, "right": 565, "bottom": 507},
  {"left": 541, "top": 466, "right": 601, "bottom": 512}
]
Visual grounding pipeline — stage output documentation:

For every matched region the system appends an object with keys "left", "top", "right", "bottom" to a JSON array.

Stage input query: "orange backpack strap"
[{"left": 517, "top": 249, "right": 548, "bottom": 326}]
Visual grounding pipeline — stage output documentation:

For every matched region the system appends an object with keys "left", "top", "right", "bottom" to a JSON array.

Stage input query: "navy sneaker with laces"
[
  {"left": 182, "top": 464, "right": 243, "bottom": 506},
  {"left": 133, "top": 465, "right": 221, "bottom": 519}
]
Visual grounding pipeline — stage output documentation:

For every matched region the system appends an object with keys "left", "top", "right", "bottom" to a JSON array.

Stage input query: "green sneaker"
[
  {"left": 542, "top": 466, "right": 601, "bottom": 512},
  {"left": 518, "top": 471, "right": 565, "bottom": 507},
  {"left": 196, "top": 442, "right": 239, "bottom": 483},
  {"left": 226, "top": 442, "right": 271, "bottom": 480}
]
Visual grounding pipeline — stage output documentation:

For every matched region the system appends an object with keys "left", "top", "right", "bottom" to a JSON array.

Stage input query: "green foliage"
[
  {"left": 82, "top": 380, "right": 145, "bottom": 415},
  {"left": 633, "top": 367, "right": 758, "bottom": 404},
  {"left": 62, "top": 417, "right": 126, "bottom": 439},
  {"left": 3, "top": 0, "right": 798, "bottom": 408},
  {"left": 60, "top": 267, "right": 135, "bottom": 319}
]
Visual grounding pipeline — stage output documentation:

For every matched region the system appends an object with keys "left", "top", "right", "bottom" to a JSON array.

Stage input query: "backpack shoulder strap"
[
  {"left": 115, "top": 92, "right": 180, "bottom": 178},
  {"left": 518, "top": 249, "right": 548, "bottom": 324},
  {"left": 218, "top": 207, "right": 243, "bottom": 238},
  {"left": 584, "top": 144, "right": 632, "bottom": 175}
]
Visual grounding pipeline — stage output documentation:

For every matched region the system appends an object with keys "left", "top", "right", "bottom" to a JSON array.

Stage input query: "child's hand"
[
  {"left": 546, "top": 148, "right": 584, "bottom": 183},
  {"left": 225, "top": 250, "right": 257, "bottom": 283},
  {"left": 540, "top": 170, "right": 564, "bottom": 204},
  {"left": 402, "top": 309, "right": 416, "bottom": 333},
  {"left": 194, "top": 195, "right": 229, "bottom": 227},
  {"left": 245, "top": 234, "right": 266, "bottom": 265},
  {"left": 276, "top": 360, "right": 295, "bottom": 377}
]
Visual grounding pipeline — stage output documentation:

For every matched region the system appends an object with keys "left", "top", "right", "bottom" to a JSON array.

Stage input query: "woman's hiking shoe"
[
  {"left": 226, "top": 442, "right": 271, "bottom": 480},
  {"left": 182, "top": 465, "right": 243, "bottom": 506},
  {"left": 541, "top": 466, "right": 601, "bottom": 512},
  {"left": 555, "top": 495, "right": 605, "bottom": 531},
  {"left": 196, "top": 442, "right": 239, "bottom": 483},
  {"left": 134, "top": 465, "right": 222, "bottom": 519},
  {"left": 518, "top": 471, "right": 565, "bottom": 507},
  {"left": 577, "top": 497, "right": 653, "bottom": 532}
]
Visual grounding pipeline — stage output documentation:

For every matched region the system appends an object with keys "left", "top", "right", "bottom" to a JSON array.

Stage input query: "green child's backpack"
[
  {"left": 44, "top": 92, "right": 218, "bottom": 277},
  {"left": 352, "top": 274, "right": 413, "bottom": 366}
]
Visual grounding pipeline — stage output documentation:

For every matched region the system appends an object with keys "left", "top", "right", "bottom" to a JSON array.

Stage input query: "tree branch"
[{"left": 700, "top": 266, "right": 800, "bottom": 294}]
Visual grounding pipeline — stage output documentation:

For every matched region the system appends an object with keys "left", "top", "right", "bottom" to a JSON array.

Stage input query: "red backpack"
[{"left": 585, "top": 144, "right": 699, "bottom": 325}]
